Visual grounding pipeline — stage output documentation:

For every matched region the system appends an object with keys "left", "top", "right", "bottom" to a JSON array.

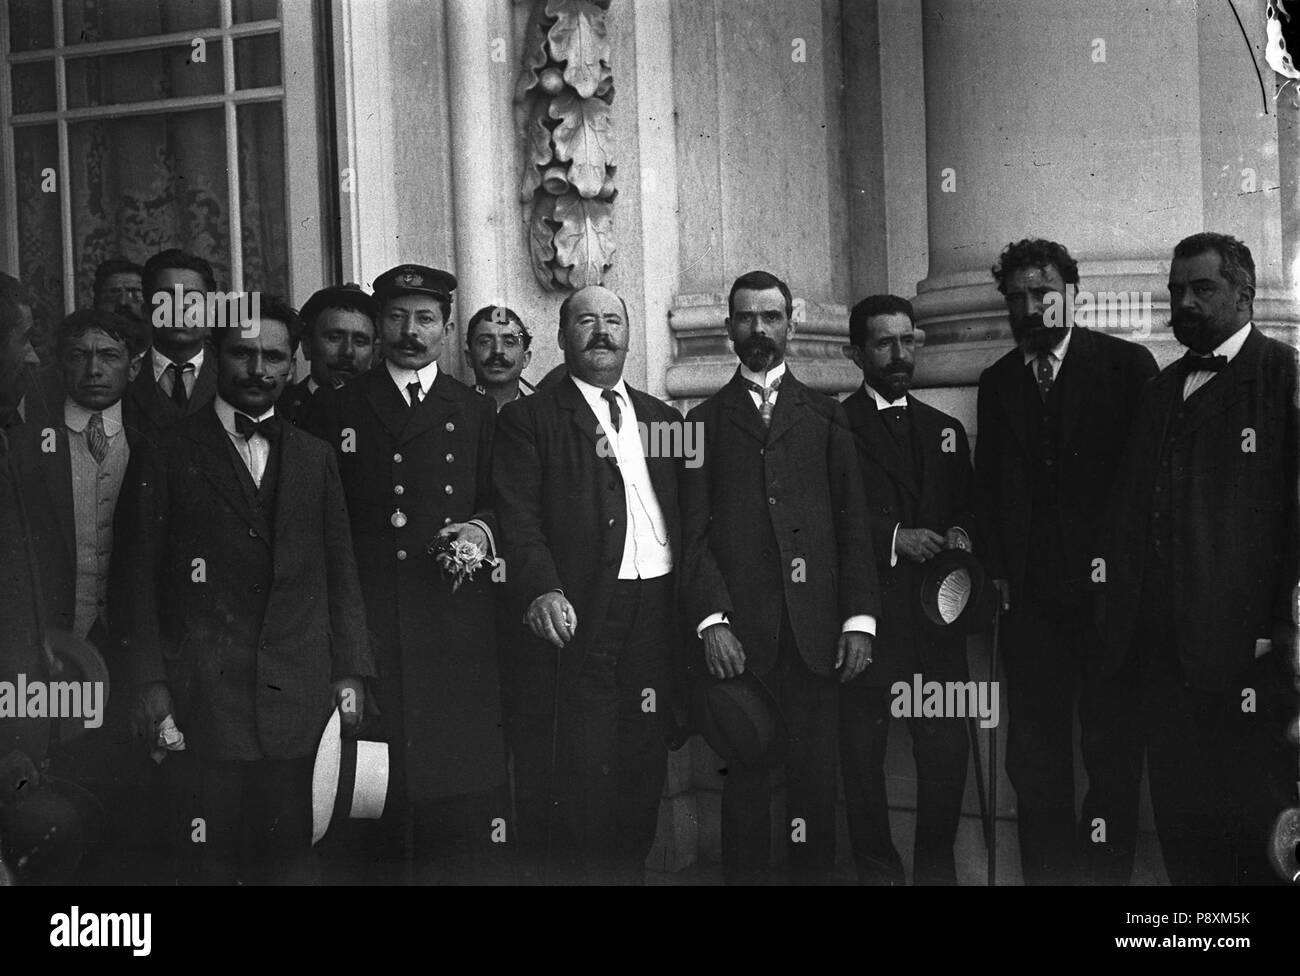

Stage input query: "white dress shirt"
[
  {"left": 215, "top": 395, "right": 274, "bottom": 488},
  {"left": 152, "top": 345, "right": 204, "bottom": 399},
  {"left": 1182, "top": 322, "right": 1252, "bottom": 400},
  {"left": 1021, "top": 325, "right": 1074, "bottom": 372},
  {"left": 571, "top": 375, "right": 673, "bottom": 580},
  {"left": 739, "top": 360, "right": 787, "bottom": 412},
  {"left": 386, "top": 359, "right": 439, "bottom": 406},
  {"left": 696, "top": 364, "right": 877, "bottom": 639}
]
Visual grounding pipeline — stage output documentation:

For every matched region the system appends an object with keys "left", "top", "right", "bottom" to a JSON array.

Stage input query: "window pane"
[
  {"left": 234, "top": 33, "right": 281, "bottom": 89},
  {"left": 233, "top": 0, "right": 279, "bottom": 25},
  {"left": 13, "top": 125, "right": 63, "bottom": 342},
  {"left": 7, "top": 0, "right": 54, "bottom": 52},
  {"left": 66, "top": 40, "right": 224, "bottom": 108},
  {"left": 62, "top": 0, "right": 221, "bottom": 45},
  {"left": 236, "top": 102, "right": 287, "bottom": 296},
  {"left": 68, "top": 108, "right": 234, "bottom": 304},
  {"left": 11, "top": 60, "right": 55, "bottom": 114}
]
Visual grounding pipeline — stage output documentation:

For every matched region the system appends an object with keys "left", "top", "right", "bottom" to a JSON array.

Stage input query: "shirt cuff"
[
  {"left": 889, "top": 522, "right": 900, "bottom": 568},
  {"left": 842, "top": 615, "right": 877, "bottom": 637},
  {"left": 697, "top": 611, "right": 729, "bottom": 638},
  {"left": 467, "top": 518, "right": 496, "bottom": 560}
]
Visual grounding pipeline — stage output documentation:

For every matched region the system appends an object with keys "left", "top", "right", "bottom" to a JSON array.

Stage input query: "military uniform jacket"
[{"left": 298, "top": 366, "right": 505, "bottom": 800}]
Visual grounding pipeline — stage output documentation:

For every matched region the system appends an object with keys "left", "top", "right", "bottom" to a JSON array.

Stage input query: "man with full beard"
[
  {"left": 974, "top": 239, "right": 1156, "bottom": 884},
  {"left": 1098, "top": 233, "right": 1298, "bottom": 884},
  {"left": 680, "top": 270, "right": 878, "bottom": 883}
]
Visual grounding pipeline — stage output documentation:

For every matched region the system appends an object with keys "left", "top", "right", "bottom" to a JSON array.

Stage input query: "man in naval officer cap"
[{"left": 299, "top": 263, "right": 508, "bottom": 882}]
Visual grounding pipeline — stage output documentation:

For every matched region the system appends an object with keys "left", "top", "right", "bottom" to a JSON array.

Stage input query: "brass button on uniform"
[
  {"left": 393, "top": 452, "right": 403, "bottom": 463},
  {"left": 607, "top": 517, "right": 616, "bottom": 527},
  {"left": 768, "top": 497, "right": 776, "bottom": 505},
  {"left": 445, "top": 453, "right": 454, "bottom": 463},
  {"left": 443, "top": 517, "right": 453, "bottom": 526},
  {"left": 391, "top": 509, "right": 408, "bottom": 528},
  {"left": 394, "top": 484, "right": 405, "bottom": 496},
  {"left": 445, "top": 421, "right": 455, "bottom": 432},
  {"left": 248, "top": 528, "right": 257, "bottom": 537},
  {"left": 396, "top": 549, "right": 407, "bottom": 560},
  {"left": 444, "top": 485, "right": 454, "bottom": 495}
]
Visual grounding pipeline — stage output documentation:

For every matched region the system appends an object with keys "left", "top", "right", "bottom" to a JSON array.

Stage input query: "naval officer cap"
[{"left": 373, "top": 264, "right": 458, "bottom": 304}]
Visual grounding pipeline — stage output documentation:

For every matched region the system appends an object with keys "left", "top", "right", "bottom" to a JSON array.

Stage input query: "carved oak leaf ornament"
[
  {"left": 520, "top": 98, "right": 553, "bottom": 201},
  {"left": 545, "top": 0, "right": 612, "bottom": 99},
  {"left": 515, "top": 0, "right": 553, "bottom": 101},
  {"left": 552, "top": 194, "right": 615, "bottom": 289},
  {"left": 528, "top": 195, "right": 561, "bottom": 288},
  {"left": 548, "top": 90, "right": 614, "bottom": 199}
]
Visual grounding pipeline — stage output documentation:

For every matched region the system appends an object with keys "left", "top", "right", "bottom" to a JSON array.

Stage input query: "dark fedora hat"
[
  {"left": 693, "top": 672, "right": 785, "bottom": 767},
  {"left": 917, "top": 548, "right": 997, "bottom": 635}
]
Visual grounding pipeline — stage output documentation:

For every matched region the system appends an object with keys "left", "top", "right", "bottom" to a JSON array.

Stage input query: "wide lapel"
[
  {"left": 557, "top": 375, "right": 620, "bottom": 476},
  {"left": 1058, "top": 327, "right": 1096, "bottom": 451},
  {"left": 845, "top": 388, "right": 917, "bottom": 503},
  {"left": 627, "top": 386, "right": 672, "bottom": 505},
  {"left": 38, "top": 427, "right": 76, "bottom": 567},
  {"left": 721, "top": 369, "right": 770, "bottom": 445},
  {"left": 269, "top": 420, "right": 307, "bottom": 554},
  {"left": 764, "top": 368, "right": 806, "bottom": 448},
  {"left": 1177, "top": 326, "right": 1260, "bottom": 437},
  {"left": 994, "top": 352, "right": 1030, "bottom": 452},
  {"left": 364, "top": 368, "right": 413, "bottom": 441},
  {"left": 400, "top": 368, "right": 459, "bottom": 445},
  {"left": 188, "top": 407, "right": 272, "bottom": 543},
  {"left": 910, "top": 395, "right": 948, "bottom": 517},
  {"left": 186, "top": 350, "right": 218, "bottom": 415}
]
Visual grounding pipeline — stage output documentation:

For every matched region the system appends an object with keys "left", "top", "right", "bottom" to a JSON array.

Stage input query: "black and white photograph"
[{"left": 0, "top": 0, "right": 1297, "bottom": 955}]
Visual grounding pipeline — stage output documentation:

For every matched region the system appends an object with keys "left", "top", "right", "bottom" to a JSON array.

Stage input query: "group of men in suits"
[{"left": 0, "top": 228, "right": 1294, "bottom": 886}]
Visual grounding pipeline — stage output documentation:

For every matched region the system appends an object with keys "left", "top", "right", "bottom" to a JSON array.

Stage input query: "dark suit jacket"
[
  {"left": 121, "top": 349, "right": 218, "bottom": 443},
  {"left": 113, "top": 405, "right": 373, "bottom": 761},
  {"left": 297, "top": 366, "right": 504, "bottom": 798},
  {"left": 11, "top": 408, "right": 142, "bottom": 637},
  {"left": 680, "top": 369, "right": 879, "bottom": 677},
  {"left": 1098, "top": 326, "right": 1299, "bottom": 691},
  {"left": 842, "top": 387, "right": 975, "bottom": 688},
  {"left": 974, "top": 327, "right": 1157, "bottom": 600},
  {"left": 0, "top": 431, "right": 50, "bottom": 767},
  {"left": 492, "top": 375, "right": 684, "bottom": 714},
  {"left": 277, "top": 377, "right": 315, "bottom": 426}
]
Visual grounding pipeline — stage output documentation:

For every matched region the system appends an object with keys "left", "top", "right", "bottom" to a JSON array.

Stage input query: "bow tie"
[
  {"left": 234, "top": 412, "right": 281, "bottom": 441},
  {"left": 1179, "top": 352, "right": 1228, "bottom": 375}
]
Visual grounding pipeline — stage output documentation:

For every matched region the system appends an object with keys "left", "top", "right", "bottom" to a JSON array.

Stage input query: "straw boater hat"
[{"left": 311, "top": 710, "right": 389, "bottom": 845}]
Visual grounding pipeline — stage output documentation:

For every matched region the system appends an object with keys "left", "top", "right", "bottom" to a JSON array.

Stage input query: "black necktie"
[
  {"left": 234, "top": 412, "right": 281, "bottom": 441},
  {"left": 601, "top": 388, "right": 622, "bottom": 433},
  {"left": 167, "top": 362, "right": 192, "bottom": 409},
  {"left": 1179, "top": 352, "right": 1228, "bottom": 375},
  {"left": 742, "top": 375, "right": 782, "bottom": 428},
  {"left": 407, "top": 381, "right": 422, "bottom": 408}
]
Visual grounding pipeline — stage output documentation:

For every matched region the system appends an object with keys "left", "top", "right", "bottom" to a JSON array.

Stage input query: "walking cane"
[
  {"left": 544, "top": 647, "right": 560, "bottom": 885},
  {"left": 987, "top": 597, "right": 1003, "bottom": 886}
]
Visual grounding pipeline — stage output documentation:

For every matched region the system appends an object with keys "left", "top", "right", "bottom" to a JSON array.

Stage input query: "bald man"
[{"left": 493, "top": 286, "right": 686, "bottom": 884}]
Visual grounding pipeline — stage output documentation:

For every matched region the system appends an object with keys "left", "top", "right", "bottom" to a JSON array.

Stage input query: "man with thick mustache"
[
  {"left": 975, "top": 239, "right": 1157, "bottom": 884},
  {"left": 681, "top": 269, "right": 878, "bottom": 883},
  {"left": 466, "top": 305, "right": 533, "bottom": 412},
  {"left": 1099, "top": 233, "right": 1298, "bottom": 884},
  {"left": 839, "top": 294, "right": 975, "bottom": 884},
  {"left": 279, "top": 283, "right": 377, "bottom": 425},
  {"left": 298, "top": 264, "right": 506, "bottom": 882},
  {"left": 117, "top": 297, "right": 372, "bottom": 882},
  {"left": 493, "top": 285, "right": 683, "bottom": 883}
]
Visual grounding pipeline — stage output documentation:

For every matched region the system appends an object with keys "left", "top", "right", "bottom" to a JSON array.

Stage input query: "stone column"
[{"left": 912, "top": 0, "right": 1297, "bottom": 402}]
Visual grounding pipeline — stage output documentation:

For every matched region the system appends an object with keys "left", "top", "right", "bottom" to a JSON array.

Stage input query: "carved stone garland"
[{"left": 516, "top": 0, "right": 616, "bottom": 291}]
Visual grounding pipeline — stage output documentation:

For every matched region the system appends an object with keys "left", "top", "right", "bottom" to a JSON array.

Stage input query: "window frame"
[{"left": 0, "top": 0, "right": 328, "bottom": 309}]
